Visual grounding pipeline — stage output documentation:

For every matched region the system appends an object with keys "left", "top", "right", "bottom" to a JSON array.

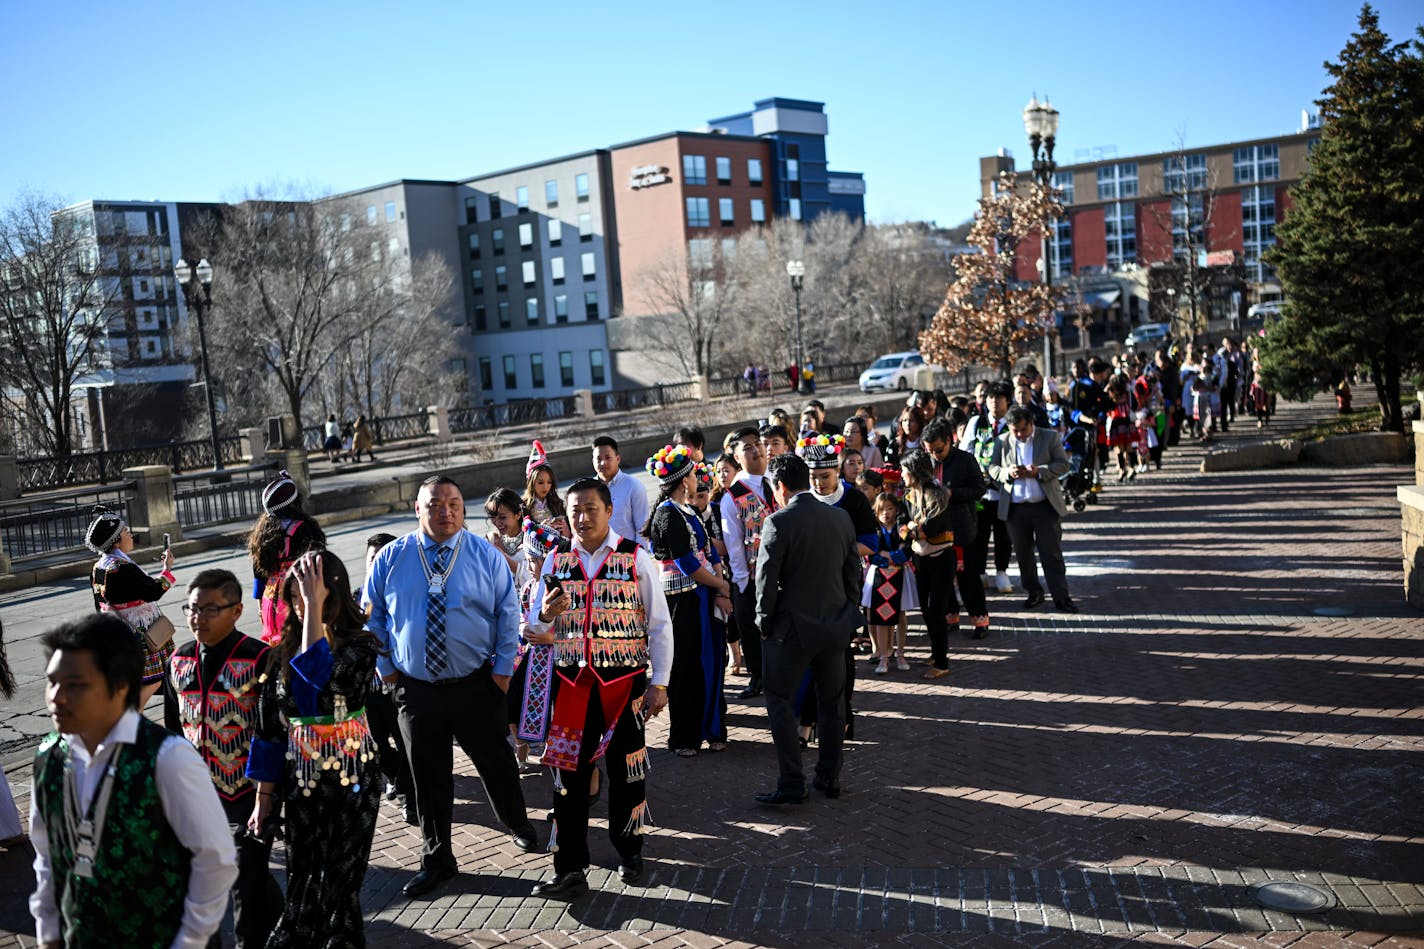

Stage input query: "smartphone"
[
  {"left": 162, "top": 532, "right": 171, "bottom": 551},
  {"left": 545, "top": 576, "right": 563, "bottom": 597}
]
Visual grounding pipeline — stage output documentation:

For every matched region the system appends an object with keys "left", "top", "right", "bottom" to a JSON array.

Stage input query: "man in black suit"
[{"left": 753, "top": 453, "right": 863, "bottom": 805}]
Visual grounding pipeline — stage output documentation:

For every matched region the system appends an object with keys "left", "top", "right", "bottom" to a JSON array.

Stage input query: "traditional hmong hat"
[
  {"left": 526, "top": 439, "right": 548, "bottom": 477},
  {"left": 693, "top": 461, "right": 714, "bottom": 493},
  {"left": 261, "top": 469, "right": 299, "bottom": 514},
  {"left": 795, "top": 433, "right": 846, "bottom": 469},
  {"left": 84, "top": 507, "right": 126, "bottom": 553},
  {"left": 871, "top": 465, "right": 902, "bottom": 485},
  {"left": 645, "top": 445, "right": 695, "bottom": 486},
  {"left": 523, "top": 515, "right": 566, "bottom": 556}
]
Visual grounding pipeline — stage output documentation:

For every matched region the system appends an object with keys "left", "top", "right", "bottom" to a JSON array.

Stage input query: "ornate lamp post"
[
  {"left": 785, "top": 259, "right": 806, "bottom": 389},
  {"left": 173, "top": 257, "right": 223, "bottom": 471},
  {"left": 1023, "top": 94, "right": 1061, "bottom": 376}
]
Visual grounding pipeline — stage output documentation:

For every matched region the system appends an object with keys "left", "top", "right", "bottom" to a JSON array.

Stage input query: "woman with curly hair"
[
  {"left": 247, "top": 470, "right": 326, "bottom": 645},
  {"left": 247, "top": 550, "right": 381, "bottom": 948}
]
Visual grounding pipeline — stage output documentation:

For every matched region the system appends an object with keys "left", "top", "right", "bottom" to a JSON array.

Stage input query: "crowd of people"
[{"left": 24, "top": 336, "right": 1269, "bottom": 945}]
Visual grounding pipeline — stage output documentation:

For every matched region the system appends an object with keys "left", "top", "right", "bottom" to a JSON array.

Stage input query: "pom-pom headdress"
[
  {"left": 262, "top": 469, "right": 299, "bottom": 514},
  {"left": 794, "top": 433, "right": 846, "bottom": 469},
  {"left": 693, "top": 461, "right": 714, "bottom": 493},
  {"left": 84, "top": 507, "right": 127, "bottom": 553},
  {"left": 645, "top": 445, "right": 695, "bottom": 486},
  {"left": 523, "top": 516, "right": 567, "bottom": 556},
  {"left": 526, "top": 440, "right": 549, "bottom": 477}
]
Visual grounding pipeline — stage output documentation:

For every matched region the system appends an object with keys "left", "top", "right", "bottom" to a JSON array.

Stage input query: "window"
[
  {"left": 551, "top": 257, "right": 565, "bottom": 283},
  {"left": 716, "top": 197, "right": 734, "bottom": 226},
  {"left": 581, "top": 252, "right": 596, "bottom": 278},
  {"left": 522, "top": 260, "right": 536, "bottom": 286},
  {"left": 388, "top": 236, "right": 400, "bottom": 257},
  {"left": 1052, "top": 170, "right": 1075, "bottom": 204},
  {"left": 467, "top": 232, "right": 480, "bottom": 258},
  {"left": 789, "top": 198, "right": 802, "bottom": 221},
  {"left": 584, "top": 291, "right": 599, "bottom": 320},
  {"left": 1234, "top": 144, "right": 1279, "bottom": 184},
  {"left": 384, "top": 201, "right": 397, "bottom": 222},
  {"left": 1103, "top": 201, "right": 1137, "bottom": 270},
  {"left": 1050, "top": 217, "right": 1072, "bottom": 282},
  {"left": 1241, "top": 184, "right": 1277, "bottom": 282},
  {"left": 715, "top": 156, "right": 732, "bottom": 184},
  {"left": 497, "top": 300, "right": 511, "bottom": 328},
  {"left": 750, "top": 198, "right": 766, "bottom": 223},
  {"left": 578, "top": 213, "right": 593, "bottom": 240},
  {"left": 686, "top": 197, "right": 710, "bottom": 227},
  {"left": 1162, "top": 154, "right": 1207, "bottom": 194},
  {"left": 721, "top": 237, "right": 737, "bottom": 261},
  {"left": 471, "top": 268, "right": 484, "bottom": 293},
  {"left": 478, "top": 356, "right": 492, "bottom": 390},
  {"left": 1096, "top": 162, "right": 1138, "bottom": 200},
  {"left": 683, "top": 154, "right": 707, "bottom": 185},
  {"left": 1171, "top": 193, "right": 1205, "bottom": 256},
  {"left": 589, "top": 349, "right": 606, "bottom": 386},
  {"left": 545, "top": 180, "right": 558, "bottom": 207},
  {"left": 464, "top": 196, "right": 480, "bottom": 224},
  {"left": 492, "top": 228, "right": 505, "bottom": 254},
  {"left": 548, "top": 219, "right": 562, "bottom": 245},
  {"left": 554, "top": 294, "right": 568, "bottom": 323},
  {"left": 748, "top": 158, "right": 763, "bottom": 185},
  {"left": 473, "top": 304, "right": 487, "bottom": 331},
  {"left": 340, "top": 212, "right": 352, "bottom": 232},
  {"left": 688, "top": 239, "right": 714, "bottom": 270},
  {"left": 786, "top": 158, "right": 799, "bottom": 182},
  {"left": 575, "top": 173, "right": 590, "bottom": 201},
  {"left": 366, "top": 206, "right": 377, "bottom": 225},
  {"left": 525, "top": 298, "right": 539, "bottom": 323},
  {"left": 530, "top": 353, "right": 545, "bottom": 388},
  {"left": 516, "top": 186, "right": 529, "bottom": 210},
  {"left": 519, "top": 222, "right": 533, "bottom": 248},
  {"left": 560, "top": 351, "right": 574, "bottom": 386},
  {"left": 495, "top": 265, "right": 508, "bottom": 291},
  {"left": 503, "top": 355, "right": 517, "bottom": 389},
  {"left": 489, "top": 192, "right": 502, "bottom": 219}
]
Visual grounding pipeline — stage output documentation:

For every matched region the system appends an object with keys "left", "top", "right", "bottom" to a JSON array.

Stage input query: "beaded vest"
[
  {"left": 34, "top": 717, "right": 190, "bottom": 949},
  {"left": 170, "top": 636, "right": 267, "bottom": 801},
  {"left": 656, "top": 502, "right": 712, "bottom": 597},
  {"left": 727, "top": 479, "right": 772, "bottom": 557},
  {"left": 548, "top": 536, "right": 647, "bottom": 683}
]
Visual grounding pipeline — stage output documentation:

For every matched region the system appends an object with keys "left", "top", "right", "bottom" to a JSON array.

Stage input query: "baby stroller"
[{"left": 1060, "top": 427, "right": 1096, "bottom": 512}]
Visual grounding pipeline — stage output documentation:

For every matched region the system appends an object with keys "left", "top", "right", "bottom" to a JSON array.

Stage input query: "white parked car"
[
  {"left": 1247, "top": 300, "right": 1284, "bottom": 321},
  {"left": 859, "top": 352, "right": 926, "bottom": 392},
  {"left": 1123, "top": 322, "right": 1171, "bottom": 350}
]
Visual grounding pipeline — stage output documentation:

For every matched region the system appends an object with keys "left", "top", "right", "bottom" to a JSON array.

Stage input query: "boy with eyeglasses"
[{"left": 165, "top": 569, "right": 280, "bottom": 948}]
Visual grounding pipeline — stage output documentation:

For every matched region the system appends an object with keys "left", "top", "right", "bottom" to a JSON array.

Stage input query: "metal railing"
[
  {"left": 593, "top": 382, "right": 700, "bottom": 414},
  {"left": 370, "top": 412, "right": 428, "bottom": 444},
  {"left": 173, "top": 462, "right": 278, "bottom": 530},
  {"left": 448, "top": 396, "right": 578, "bottom": 433},
  {"left": 0, "top": 484, "right": 135, "bottom": 561},
  {"left": 17, "top": 436, "right": 246, "bottom": 491}
]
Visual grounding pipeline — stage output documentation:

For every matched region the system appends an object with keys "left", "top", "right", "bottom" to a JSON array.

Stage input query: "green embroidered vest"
[{"left": 34, "top": 716, "right": 191, "bottom": 949}]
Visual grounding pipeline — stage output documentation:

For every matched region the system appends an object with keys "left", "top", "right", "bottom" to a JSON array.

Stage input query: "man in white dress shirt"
[
  {"left": 592, "top": 435, "right": 650, "bottom": 552},
  {"left": 987, "top": 406, "right": 1077, "bottom": 613},
  {"left": 30, "top": 614, "right": 237, "bottom": 948}
]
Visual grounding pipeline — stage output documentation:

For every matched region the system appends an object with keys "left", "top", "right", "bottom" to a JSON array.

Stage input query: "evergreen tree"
[{"left": 1262, "top": 5, "right": 1424, "bottom": 431}]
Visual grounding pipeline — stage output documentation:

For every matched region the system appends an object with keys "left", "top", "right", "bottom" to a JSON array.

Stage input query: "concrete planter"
[
  {"left": 1200, "top": 438, "right": 1302, "bottom": 472},
  {"left": 1301, "top": 431, "right": 1413, "bottom": 466}
]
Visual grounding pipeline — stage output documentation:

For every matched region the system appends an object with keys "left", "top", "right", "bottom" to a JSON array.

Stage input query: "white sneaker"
[{"left": 995, "top": 572, "right": 1013, "bottom": 593}]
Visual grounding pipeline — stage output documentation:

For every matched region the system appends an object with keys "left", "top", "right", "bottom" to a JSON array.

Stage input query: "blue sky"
[{"left": 2, "top": 0, "right": 1419, "bottom": 226}]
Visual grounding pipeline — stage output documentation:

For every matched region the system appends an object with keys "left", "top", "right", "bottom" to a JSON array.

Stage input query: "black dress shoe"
[
  {"left": 532, "top": 869, "right": 588, "bottom": 900},
  {"left": 402, "top": 866, "right": 456, "bottom": 898},
  {"left": 1054, "top": 598, "right": 1080, "bottom": 614},
  {"left": 511, "top": 825, "right": 539, "bottom": 853},
  {"left": 738, "top": 684, "right": 763, "bottom": 699},
  {"left": 1022, "top": 591, "right": 1045, "bottom": 608},
  {"left": 618, "top": 854, "right": 644, "bottom": 884},
  {"left": 811, "top": 777, "right": 841, "bottom": 799},
  {"left": 755, "top": 787, "right": 810, "bottom": 807}
]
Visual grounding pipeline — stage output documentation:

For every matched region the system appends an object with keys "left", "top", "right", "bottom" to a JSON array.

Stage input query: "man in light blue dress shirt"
[
  {"left": 365, "top": 475, "right": 538, "bottom": 898},
  {"left": 592, "top": 435, "right": 651, "bottom": 552}
]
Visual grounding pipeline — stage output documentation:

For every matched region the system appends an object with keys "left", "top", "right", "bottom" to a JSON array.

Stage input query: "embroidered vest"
[
  {"left": 727, "top": 479, "right": 772, "bottom": 557},
  {"left": 655, "top": 502, "right": 711, "bottom": 597},
  {"left": 548, "top": 537, "right": 648, "bottom": 682},
  {"left": 169, "top": 636, "right": 268, "bottom": 801},
  {"left": 971, "top": 416, "right": 1003, "bottom": 472},
  {"left": 34, "top": 718, "right": 190, "bottom": 949}
]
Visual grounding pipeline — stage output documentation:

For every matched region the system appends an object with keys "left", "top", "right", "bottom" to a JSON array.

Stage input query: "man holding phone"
[{"left": 988, "top": 407, "right": 1077, "bottom": 613}]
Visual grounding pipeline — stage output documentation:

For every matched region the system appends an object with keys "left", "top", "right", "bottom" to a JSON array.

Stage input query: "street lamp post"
[
  {"left": 786, "top": 259, "right": 806, "bottom": 391},
  {"left": 1023, "top": 94, "right": 1061, "bottom": 377},
  {"left": 174, "top": 257, "right": 223, "bottom": 471}
]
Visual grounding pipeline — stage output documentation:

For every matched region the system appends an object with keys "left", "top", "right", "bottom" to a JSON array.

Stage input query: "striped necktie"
[{"left": 425, "top": 544, "right": 451, "bottom": 678}]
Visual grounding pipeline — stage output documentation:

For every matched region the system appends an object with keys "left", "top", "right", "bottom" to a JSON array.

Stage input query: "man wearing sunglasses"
[{"left": 165, "top": 569, "right": 281, "bottom": 948}]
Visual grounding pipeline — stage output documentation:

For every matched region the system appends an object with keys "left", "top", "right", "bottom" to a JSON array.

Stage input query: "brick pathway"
[{"left": 2, "top": 396, "right": 1421, "bottom": 946}]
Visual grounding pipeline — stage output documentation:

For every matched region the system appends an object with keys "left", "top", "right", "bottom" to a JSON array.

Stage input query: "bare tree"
[
  {"left": 919, "top": 172, "right": 1061, "bottom": 377},
  {"left": 0, "top": 192, "right": 121, "bottom": 457},
  {"left": 844, "top": 222, "right": 952, "bottom": 356},
  {"left": 632, "top": 237, "right": 746, "bottom": 379}
]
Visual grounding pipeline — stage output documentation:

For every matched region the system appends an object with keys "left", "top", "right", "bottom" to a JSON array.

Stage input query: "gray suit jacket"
[
  {"left": 755, "top": 492, "right": 862, "bottom": 646},
  {"left": 987, "top": 426, "right": 1070, "bottom": 520}
]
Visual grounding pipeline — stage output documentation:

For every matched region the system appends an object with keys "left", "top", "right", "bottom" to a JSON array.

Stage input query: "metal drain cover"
[
  {"left": 1313, "top": 606, "right": 1355, "bottom": 617},
  {"left": 1249, "top": 881, "right": 1337, "bottom": 914}
]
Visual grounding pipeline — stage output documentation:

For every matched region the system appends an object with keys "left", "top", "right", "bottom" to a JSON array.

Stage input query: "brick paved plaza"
[{"left": 1, "top": 398, "right": 1421, "bottom": 946}]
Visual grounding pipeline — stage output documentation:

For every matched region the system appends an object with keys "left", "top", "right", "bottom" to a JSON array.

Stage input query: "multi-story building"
[{"left": 979, "top": 120, "right": 1320, "bottom": 337}]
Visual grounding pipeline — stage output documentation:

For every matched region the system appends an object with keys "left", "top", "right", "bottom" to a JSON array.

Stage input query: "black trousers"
[
  {"left": 763, "top": 630, "right": 847, "bottom": 792},
  {"left": 551, "top": 672, "right": 648, "bottom": 874},
  {"left": 394, "top": 666, "right": 532, "bottom": 871},
  {"left": 965, "top": 503, "right": 1012, "bottom": 577},
  {"left": 1005, "top": 502, "right": 1070, "bottom": 602},
  {"left": 366, "top": 686, "right": 414, "bottom": 799},
  {"left": 914, "top": 552, "right": 957, "bottom": 670},
  {"left": 732, "top": 582, "right": 763, "bottom": 688}
]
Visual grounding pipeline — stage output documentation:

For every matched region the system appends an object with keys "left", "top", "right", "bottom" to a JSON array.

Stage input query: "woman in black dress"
[
  {"left": 247, "top": 550, "right": 380, "bottom": 948},
  {"left": 87, "top": 508, "right": 176, "bottom": 706}
]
